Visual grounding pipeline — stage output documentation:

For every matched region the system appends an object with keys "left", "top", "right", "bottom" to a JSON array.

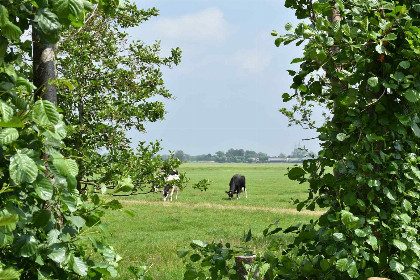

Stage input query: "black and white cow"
[
  {"left": 162, "top": 170, "right": 180, "bottom": 201},
  {"left": 226, "top": 174, "right": 247, "bottom": 200}
]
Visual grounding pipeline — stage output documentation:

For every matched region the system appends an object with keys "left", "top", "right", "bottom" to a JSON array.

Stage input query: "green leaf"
[
  {"left": 412, "top": 123, "right": 420, "bottom": 137},
  {"left": 336, "top": 258, "right": 348, "bottom": 272},
  {"left": 399, "top": 61, "right": 410, "bottom": 69},
  {"left": 33, "top": 100, "right": 60, "bottom": 126},
  {"left": 0, "top": 4, "right": 9, "bottom": 27},
  {"left": 320, "top": 259, "right": 330, "bottom": 271},
  {"left": 336, "top": 133, "right": 348, "bottom": 141},
  {"left": 53, "top": 157, "right": 78, "bottom": 177},
  {"left": 317, "top": 49, "right": 327, "bottom": 62},
  {"left": 34, "top": 177, "right": 54, "bottom": 200},
  {"left": 367, "top": 235, "right": 378, "bottom": 250},
  {"left": 341, "top": 211, "right": 360, "bottom": 229},
  {"left": 47, "top": 244, "right": 66, "bottom": 263},
  {"left": 82, "top": 0, "right": 93, "bottom": 11},
  {"left": 285, "top": 22, "right": 293, "bottom": 31},
  {"left": 61, "top": 195, "right": 77, "bottom": 212},
  {"left": 389, "top": 259, "right": 404, "bottom": 273},
  {"left": 16, "top": 77, "right": 36, "bottom": 91},
  {"left": 347, "top": 259, "right": 359, "bottom": 278},
  {"left": 383, "top": 187, "right": 396, "bottom": 201},
  {"left": 383, "top": 33, "right": 397, "bottom": 41},
  {"left": 354, "top": 229, "right": 367, "bottom": 237},
  {"left": 2, "top": 22, "right": 22, "bottom": 41},
  {"left": 191, "top": 240, "right": 207, "bottom": 248},
  {"left": 366, "top": 133, "right": 384, "bottom": 142},
  {"left": 32, "top": 209, "right": 51, "bottom": 228},
  {"left": 71, "top": 256, "right": 88, "bottom": 276},
  {"left": 392, "top": 239, "right": 408, "bottom": 251},
  {"left": 46, "top": 229, "right": 60, "bottom": 246},
  {"left": 0, "top": 212, "right": 18, "bottom": 233},
  {"left": 52, "top": 0, "right": 83, "bottom": 18},
  {"left": 402, "top": 199, "right": 412, "bottom": 211},
  {"left": 332, "top": 20, "right": 340, "bottom": 32},
  {"left": 0, "top": 100, "right": 13, "bottom": 122},
  {"left": 18, "top": 235, "right": 38, "bottom": 257},
  {"left": 9, "top": 151, "right": 38, "bottom": 184},
  {"left": 37, "top": 8, "right": 62, "bottom": 43},
  {"left": 375, "top": 44, "right": 386, "bottom": 54},
  {"left": 67, "top": 215, "right": 85, "bottom": 228},
  {"left": 404, "top": 89, "right": 420, "bottom": 103},
  {"left": 333, "top": 232, "right": 345, "bottom": 242},
  {"left": 190, "top": 254, "right": 201, "bottom": 262},
  {"left": 0, "top": 128, "right": 18, "bottom": 145},
  {"left": 0, "top": 268, "right": 21, "bottom": 280},
  {"left": 288, "top": 167, "right": 305, "bottom": 180},
  {"left": 392, "top": 71, "right": 405, "bottom": 81},
  {"left": 368, "top": 77, "right": 379, "bottom": 87},
  {"left": 177, "top": 248, "right": 189, "bottom": 258}
]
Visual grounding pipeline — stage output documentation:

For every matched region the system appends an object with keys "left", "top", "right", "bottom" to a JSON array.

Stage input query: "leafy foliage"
[
  {"left": 267, "top": 0, "right": 420, "bottom": 279},
  {"left": 56, "top": 2, "right": 183, "bottom": 193},
  {"left": 0, "top": 0, "right": 126, "bottom": 278}
]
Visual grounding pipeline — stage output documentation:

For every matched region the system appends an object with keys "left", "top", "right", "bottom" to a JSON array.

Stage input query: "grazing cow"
[
  {"left": 226, "top": 174, "right": 247, "bottom": 200},
  {"left": 162, "top": 170, "right": 180, "bottom": 201}
]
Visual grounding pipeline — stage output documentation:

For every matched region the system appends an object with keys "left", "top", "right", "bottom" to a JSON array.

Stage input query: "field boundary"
[{"left": 119, "top": 200, "right": 324, "bottom": 216}]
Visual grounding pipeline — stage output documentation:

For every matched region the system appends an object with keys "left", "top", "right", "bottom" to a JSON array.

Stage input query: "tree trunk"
[
  {"left": 33, "top": 27, "right": 57, "bottom": 104},
  {"left": 235, "top": 255, "right": 258, "bottom": 280}
]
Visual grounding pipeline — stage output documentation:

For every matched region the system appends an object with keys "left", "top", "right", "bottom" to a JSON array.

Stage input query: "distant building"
[{"left": 267, "top": 157, "right": 303, "bottom": 163}]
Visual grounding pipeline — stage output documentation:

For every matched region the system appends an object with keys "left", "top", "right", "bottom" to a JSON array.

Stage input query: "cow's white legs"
[
  {"left": 244, "top": 188, "right": 248, "bottom": 199},
  {"left": 175, "top": 187, "right": 178, "bottom": 200}
]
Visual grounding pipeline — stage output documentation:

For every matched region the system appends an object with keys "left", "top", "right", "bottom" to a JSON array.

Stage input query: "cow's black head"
[{"left": 225, "top": 190, "right": 233, "bottom": 200}]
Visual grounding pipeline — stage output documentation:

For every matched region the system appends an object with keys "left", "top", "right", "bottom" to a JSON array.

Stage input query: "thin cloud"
[
  {"left": 234, "top": 49, "right": 272, "bottom": 74},
  {"left": 154, "top": 7, "right": 231, "bottom": 44}
]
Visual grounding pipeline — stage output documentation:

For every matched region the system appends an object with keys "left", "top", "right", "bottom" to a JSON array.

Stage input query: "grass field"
[{"left": 103, "top": 163, "right": 320, "bottom": 279}]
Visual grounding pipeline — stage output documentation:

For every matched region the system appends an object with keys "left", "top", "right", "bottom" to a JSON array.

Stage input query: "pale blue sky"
[{"left": 128, "top": 0, "right": 323, "bottom": 156}]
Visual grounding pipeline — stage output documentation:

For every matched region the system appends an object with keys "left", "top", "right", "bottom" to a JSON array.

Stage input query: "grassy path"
[{"left": 121, "top": 199, "right": 324, "bottom": 216}]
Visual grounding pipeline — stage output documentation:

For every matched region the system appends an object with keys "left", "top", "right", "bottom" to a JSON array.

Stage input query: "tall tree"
[
  {"left": 269, "top": 0, "right": 420, "bottom": 279},
  {"left": 0, "top": 1, "right": 124, "bottom": 279},
  {"left": 57, "top": 2, "right": 182, "bottom": 193}
]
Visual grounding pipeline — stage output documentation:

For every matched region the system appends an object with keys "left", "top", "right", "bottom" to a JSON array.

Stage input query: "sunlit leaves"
[
  {"left": 33, "top": 177, "right": 54, "bottom": 200},
  {"left": 0, "top": 212, "right": 18, "bottom": 233},
  {"left": 266, "top": 1, "right": 420, "bottom": 279},
  {"left": 33, "top": 100, "right": 60, "bottom": 126},
  {"left": 404, "top": 89, "right": 420, "bottom": 103},
  {"left": 2, "top": 22, "right": 22, "bottom": 41},
  {"left": 389, "top": 259, "right": 404, "bottom": 273},
  {"left": 0, "top": 100, "right": 13, "bottom": 122},
  {"left": 70, "top": 256, "right": 88, "bottom": 276},
  {"left": 367, "top": 77, "right": 379, "bottom": 87},
  {"left": 0, "top": 268, "right": 20, "bottom": 280},
  {"left": 52, "top": 0, "right": 84, "bottom": 19},
  {"left": 0, "top": 4, "right": 8, "bottom": 26},
  {"left": 36, "top": 8, "right": 62, "bottom": 43},
  {"left": 0, "top": 128, "right": 18, "bottom": 145},
  {"left": 53, "top": 157, "right": 78, "bottom": 177},
  {"left": 9, "top": 151, "right": 38, "bottom": 184}
]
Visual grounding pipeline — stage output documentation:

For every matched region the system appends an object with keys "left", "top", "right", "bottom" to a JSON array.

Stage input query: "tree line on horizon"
[{"left": 164, "top": 147, "right": 315, "bottom": 163}]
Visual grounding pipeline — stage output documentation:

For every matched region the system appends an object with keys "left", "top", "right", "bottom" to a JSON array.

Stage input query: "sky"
[{"left": 127, "top": 0, "right": 324, "bottom": 156}]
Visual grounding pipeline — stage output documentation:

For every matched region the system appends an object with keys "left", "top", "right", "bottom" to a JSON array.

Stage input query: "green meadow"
[{"left": 103, "top": 163, "right": 320, "bottom": 279}]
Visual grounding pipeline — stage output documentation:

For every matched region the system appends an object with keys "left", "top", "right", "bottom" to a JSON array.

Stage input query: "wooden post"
[
  {"left": 235, "top": 255, "right": 257, "bottom": 280},
  {"left": 368, "top": 278, "right": 390, "bottom": 280}
]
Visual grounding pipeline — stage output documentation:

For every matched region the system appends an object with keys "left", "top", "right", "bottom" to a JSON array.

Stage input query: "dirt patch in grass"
[{"left": 119, "top": 200, "right": 324, "bottom": 216}]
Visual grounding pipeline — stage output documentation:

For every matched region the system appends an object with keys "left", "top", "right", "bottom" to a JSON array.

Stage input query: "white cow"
[{"left": 162, "top": 170, "right": 180, "bottom": 201}]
